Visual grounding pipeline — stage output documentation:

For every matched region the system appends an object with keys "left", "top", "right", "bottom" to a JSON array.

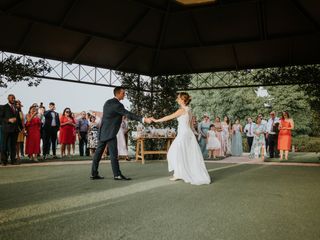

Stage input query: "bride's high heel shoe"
[{"left": 169, "top": 176, "right": 180, "bottom": 181}]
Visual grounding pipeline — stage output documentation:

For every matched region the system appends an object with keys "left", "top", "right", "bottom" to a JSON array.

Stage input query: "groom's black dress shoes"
[
  {"left": 90, "top": 175, "right": 105, "bottom": 180},
  {"left": 114, "top": 174, "right": 132, "bottom": 181}
]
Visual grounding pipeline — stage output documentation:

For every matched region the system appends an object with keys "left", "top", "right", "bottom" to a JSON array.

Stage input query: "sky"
[
  {"left": 1, "top": 51, "right": 268, "bottom": 114},
  {"left": 0, "top": 79, "right": 131, "bottom": 113}
]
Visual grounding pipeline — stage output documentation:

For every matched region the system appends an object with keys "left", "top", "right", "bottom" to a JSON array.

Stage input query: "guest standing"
[
  {"left": 25, "top": 105, "right": 41, "bottom": 161},
  {"left": 88, "top": 115, "right": 99, "bottom": 155},
  {"left": 198, "top": 113, "right": 211, "bottom": 158},
  {"left": 221, "top": 116, "right": 231, "bottom": 156},
  {"left": 191, "top": 116, "right": 199, "bottom": 139},
  {"left": 231, "top": 118, "right": 243, "bottom": 156},
  {"left": 43, "top": 102, "right": 60, "bottom": 159},
  {"left": 244, "top": 117, "right": 255, "bottom": 152},
  {"left": 0, "top": 94, "right": 22, "bottom": 166},
  {"left": 77, "top": 111, "right": 89, "bottom": 156},
  {"left": 214, "top": 117, "right": 224, "bottom": 157},
  {"left": 267, "top": 111, "right": 280, "bottom": 158},
  {"left": 258, "top": 113, "right": 268, "bottom": 152},
  {"left": 250, "top": 116, "right": 267, "bottom": 160},
  {"left": 117, "top": 116, "right": 130, "bottom": 161},
  {"left": 59, "top": 108, "right": 76, "bottom": 157},
  {"left": 278, "top": 111, "right": 294, "bottom": 161},
  {"left": 206, "top": 124, "right": 221, "bottom": 159},
  {"left": 15, "top": 100, "right": 25, "bottom": 162},
  {"left": 71, "top": 112, "right": 77, "bottom": 155}
]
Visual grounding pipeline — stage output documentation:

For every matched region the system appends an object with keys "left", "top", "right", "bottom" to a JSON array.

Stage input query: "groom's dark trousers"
[{"left": 92, "top": 137, "right": 120, "bottom": 177}]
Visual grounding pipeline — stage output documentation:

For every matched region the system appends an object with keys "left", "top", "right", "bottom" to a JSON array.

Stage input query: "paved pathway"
[
  {"left": 1, "top": 153, "right": 319, "bottom": 167},
  {"left": 216, "top": 153, "right": 320, "bottom": 167}
]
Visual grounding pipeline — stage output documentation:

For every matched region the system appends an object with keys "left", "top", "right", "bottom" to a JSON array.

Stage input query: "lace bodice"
[{"left": 177, "top": 106, "right": 192, "bottom": 133}]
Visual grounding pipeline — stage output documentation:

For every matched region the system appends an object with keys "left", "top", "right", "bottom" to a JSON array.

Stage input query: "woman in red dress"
[
  {"left": 278, "top": 111, "right": 294, "bottom": 160},
  {"left": 25, "top": 105, "right": 41, "bottom": 161},
  {"left": 59, "top": 108, "right": 76, "bottom": 157}
]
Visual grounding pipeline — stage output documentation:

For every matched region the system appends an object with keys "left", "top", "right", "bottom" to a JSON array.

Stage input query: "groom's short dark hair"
[{"left": 114, "top": 86, "right": 125, "bottom": 96}]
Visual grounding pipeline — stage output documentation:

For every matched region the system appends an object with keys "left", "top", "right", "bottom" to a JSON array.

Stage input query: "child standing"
[{"left": 206, "top": 124, "right": 221, "bottom": 159}]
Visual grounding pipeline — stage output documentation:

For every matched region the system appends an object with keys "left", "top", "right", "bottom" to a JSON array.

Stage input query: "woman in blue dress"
[
  {"left": 231, "top": 118, "right": 243, "bottom": 156},
  {"left": 250, "top": 116, "right": 267, "bottom": 160},
  {"left": 198, "top": 113, "right": 211, "bottom": 158}
]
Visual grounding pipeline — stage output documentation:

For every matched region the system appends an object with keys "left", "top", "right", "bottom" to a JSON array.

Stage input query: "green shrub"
[{"left": 292, "top": 136, "right": 320, "bottom": 153}]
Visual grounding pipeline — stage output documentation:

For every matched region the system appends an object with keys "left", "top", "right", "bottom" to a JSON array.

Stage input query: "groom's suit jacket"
[{"left": 99, "top": 98, "right": 142, "bottom": 141}]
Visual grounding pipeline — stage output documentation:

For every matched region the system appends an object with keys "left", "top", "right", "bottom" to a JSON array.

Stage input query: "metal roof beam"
[
  {"left": 71, "top": 36, "right": 92, "bottom": 62},
  {"left": 59, "top": 0, "right": 80, "bottom": 27},
  {"left": 189, "top": 12, "right": 203, "bottom": 46},
  {"left": 150, "top": 1, "right": 171, "bottom": 75},
  {"left": 18, "top": 22, "right": 34, "bottom": 52},
  {"left": 4, "top": 0, "right": 28, "bottom": 12},
  {"left": 231, "top": 45, "right": 239, "bottom": 70},
  {"left": 256, "top": 0, "right": 268, "bottom": 40},
  {"left": 114, "top": 46, "right": 138, "bottom": 70},
  {"left": 291, "top": 0, "right": 320, "bottom": 32},
  {"left": 121, "top": 8, "right": 150, "bottom": 41}
]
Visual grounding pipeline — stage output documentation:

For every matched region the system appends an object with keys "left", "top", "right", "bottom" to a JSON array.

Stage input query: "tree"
[
  {"left": 189, "top": 75, "right": 315, "bottom": 135},
  {"left": 0, "top": 55, "right": 51, "bottom": 88},
  {"left": 250, "top": 65, "right": 320, "bottom": 112},
  {"left": 189, "top": 73, "right": 266, "bottom": 123},
  {"left": 117, "top": 73, "right": 192, "bottom": 157},
  {"left": 264, "top": 85, "right": 312, "bottom": 136}
]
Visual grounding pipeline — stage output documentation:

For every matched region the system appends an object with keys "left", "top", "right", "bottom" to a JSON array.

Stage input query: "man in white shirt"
[
  {"left": 266, "top": 111, "right": 280, "bottom": 158},
  {"left": 244, "top": 117, "right": 255, "bottom": 152}
]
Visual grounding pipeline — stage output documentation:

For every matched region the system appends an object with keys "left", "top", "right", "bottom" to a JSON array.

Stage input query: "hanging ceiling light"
[{"left": 175, "top": 0, "right": 218, "bottom": 5}]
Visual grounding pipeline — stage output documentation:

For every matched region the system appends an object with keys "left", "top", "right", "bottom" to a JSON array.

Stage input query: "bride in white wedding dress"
[{"left": 153, "top": 92, "right": 211, "bottom": 185}]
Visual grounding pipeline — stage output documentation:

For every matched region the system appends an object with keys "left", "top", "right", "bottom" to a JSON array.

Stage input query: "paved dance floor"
[{"left": 0, "top": 160, "right": 319, "bottom": 240}]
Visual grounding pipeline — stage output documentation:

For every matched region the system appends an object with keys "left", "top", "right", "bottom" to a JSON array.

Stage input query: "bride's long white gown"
[{"left": 167, "top": 107, "right": 211, "bottom": 185}]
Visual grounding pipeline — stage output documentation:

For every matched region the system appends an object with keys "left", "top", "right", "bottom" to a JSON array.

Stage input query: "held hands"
[
  {"left": 144, "top": 117, "right": 154, "bottom": 124},
  {"left": 151, "top": 117, "right": 159, "bottom": 123},
  {"left": 144, "top": 117, "right": 158, "bottom": 124}
]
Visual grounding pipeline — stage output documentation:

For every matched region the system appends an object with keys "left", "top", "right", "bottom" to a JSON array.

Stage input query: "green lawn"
[
  {"left": 0, "top": 162, "right": 320, "bottom": 240},
  {"left": 264, "top": 152, "right": 320, "bottom": 163}
]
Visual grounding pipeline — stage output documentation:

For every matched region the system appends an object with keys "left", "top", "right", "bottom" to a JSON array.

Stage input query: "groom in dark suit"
[{"left": 91, "top": 86, "right": 153, "bottom": 180}]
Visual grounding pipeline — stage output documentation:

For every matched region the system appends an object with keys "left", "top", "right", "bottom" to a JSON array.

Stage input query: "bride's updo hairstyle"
[{"left": 178, "top": 92, "right": 192, "bottom": 106}]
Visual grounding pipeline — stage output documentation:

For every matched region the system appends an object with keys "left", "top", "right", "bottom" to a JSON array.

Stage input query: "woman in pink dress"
[
  {"left": 214, "top": 117, "right": 225, "bottom": 157},
  {"left": 25, "top": 105, "right": 41, "bottom": 161},
  {"left": 278, "top": 111, "right": 294, "bottom": 160},
  {"left": 59, "top": 108, "right": 76, "bottom": 157}
]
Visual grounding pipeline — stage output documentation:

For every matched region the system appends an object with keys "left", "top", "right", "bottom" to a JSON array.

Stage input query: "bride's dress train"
[{"left": 167, "top": 107, "right": 211, "bottom": 185}]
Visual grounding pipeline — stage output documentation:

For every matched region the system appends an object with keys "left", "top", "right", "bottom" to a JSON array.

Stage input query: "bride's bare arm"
[{"left": 154, "top": 109, "right": 185, "bottom": 123}]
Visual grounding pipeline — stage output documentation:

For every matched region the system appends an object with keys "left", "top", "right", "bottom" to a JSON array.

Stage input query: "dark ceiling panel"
[
  {"left": 120, "top": 47, "right": 154, "bottom": 74},
  {"left": 5, "top": 0, "right": 73, "bottom": 24},
  {"left": 0, "top": 15, "right": 31, "bottom": 49},
  {"left": 0, "top": 0, "right": 319, "bottom": 76},
  {"left": 187, "top": 45, "right": 236, "bottom": 71},
  {"left": 77, "top": 37, "right": 133, "bottom": 68},
  {"left": 236, "top": 39, "right": 291, "bottom": 67},
  {"left": 193, "top": 1, "right": 260, "bottom": 43},
  {"left": 163, "top": 12, "right": 198, "bottom": 48},
  {"left": 126, "top": 10, "right": 163, "bottom": 47},
  {"left": 292, "top": 34, "right": 320, "bottom": 64},
  {"left": 64, "top": 0, "right": 147, "bottom": 38},
  {"left": 20, "top": 24, "right": 88, "bottom": 61},
  {"left": 266, "top": 0, "right": 316, "bottom": 36}
]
